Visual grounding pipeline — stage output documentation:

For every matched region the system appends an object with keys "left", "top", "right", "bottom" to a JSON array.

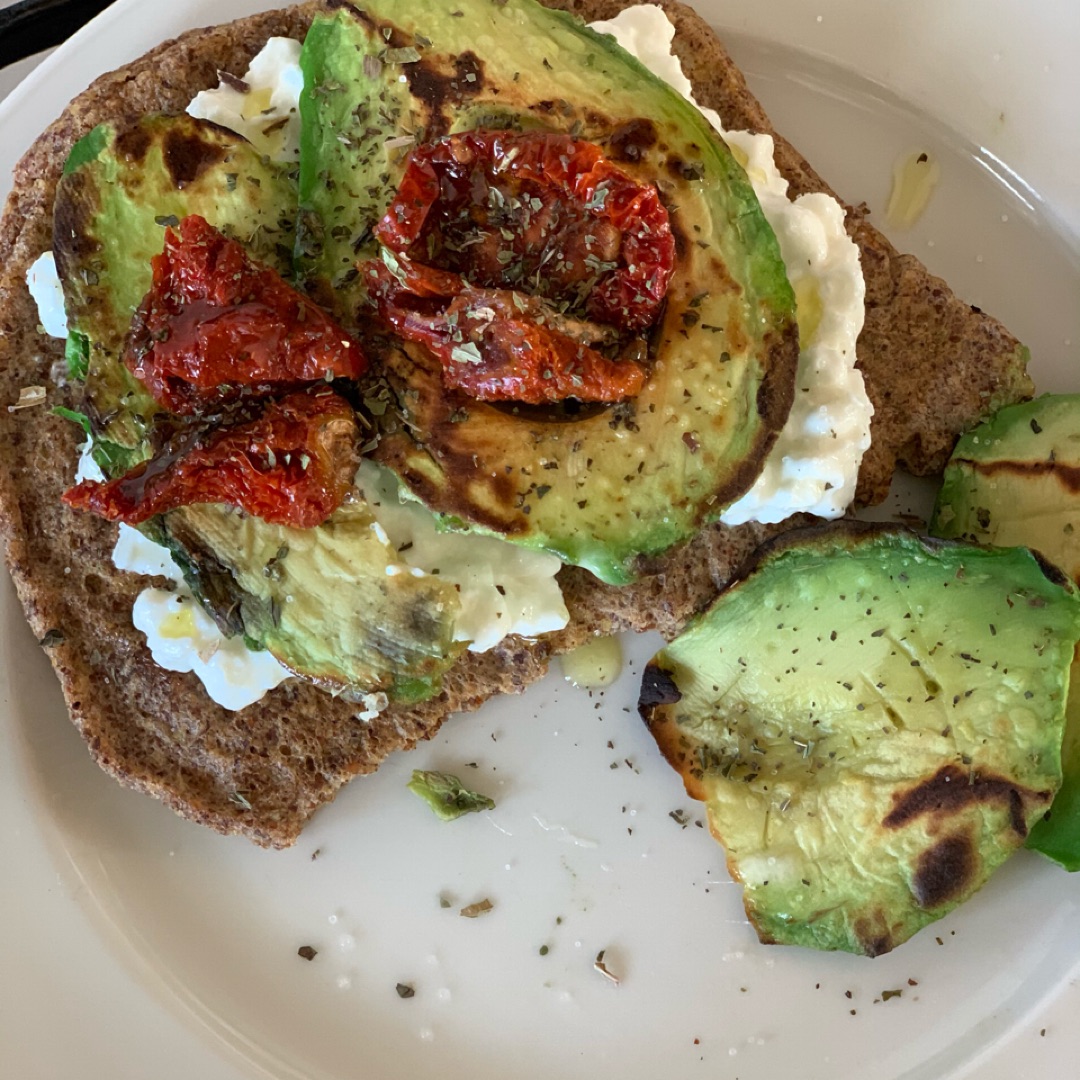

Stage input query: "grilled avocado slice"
[
  {"left": 298, "top": 0, "right": 799, "bottom": 584},
  {"left": 54, "top": 112, "right": 297, "bottom": 458},
  {"left": 931, "top": 394, "right": 1080, "bottom": 578},
  {"left": 931, "top": 393, "right": 1080, "bottom": 869},
  {"left": 638, "top": 522, "right": 1080, "bottom": 955},
  {"left": 153, "top": 501, "right": 461, "bottom": 703},
  {"left": 55, "top": 113, "right": 463, "bottom": 702}
]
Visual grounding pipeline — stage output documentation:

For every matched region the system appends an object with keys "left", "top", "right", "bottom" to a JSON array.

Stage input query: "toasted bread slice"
[{"left": 0, "top": 0, "right": 1031, "bottom": 846}]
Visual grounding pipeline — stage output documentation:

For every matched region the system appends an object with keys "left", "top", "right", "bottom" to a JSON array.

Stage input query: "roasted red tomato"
[
  {"left": 375, "top": 131, "right": 675, "bottom": 333},
  {"left": 63, "top": 389, "right": 360, "bottom": 529},
  {"left": 365, "top": 257, "right": 645, "bottom": 405},
  {"left": 125, "top": 215, "right": 366, "bottom": 414}
]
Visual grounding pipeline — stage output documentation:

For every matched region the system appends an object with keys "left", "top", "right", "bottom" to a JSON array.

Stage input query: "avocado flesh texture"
[
  {"left": 159, "top": 501, "right": 462, "bottom": 703},
  {"left": 54, "top": 113, "right": 298, "bottom": 458},
  {"left": 54, "top": 113, "right": 462, "bottom": 702},
  {"left": 298, "top": 0, "right": 799, "bottom": 585},
  {"left": 931, "top": 393, "right": 1080, "bottom": 869},
  {"left": 639, "top": 523, "right": 1080, "bottom": 955}
]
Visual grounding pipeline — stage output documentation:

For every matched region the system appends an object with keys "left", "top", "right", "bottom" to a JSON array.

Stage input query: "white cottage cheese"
[
  {"left": 187, "top": 37, "right": 304, "bottom": 163},
  {"left": 26, "top": 252, "right": 68, "bottom": 339},
  {"left": 590, "top": 6, "right": 872, "bottom": 525}
]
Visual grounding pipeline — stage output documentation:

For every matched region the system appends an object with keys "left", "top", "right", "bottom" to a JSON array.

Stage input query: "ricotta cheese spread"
[
  {"left": 590, "top": 5, "right": 872, "bottom": 525},
  {"left": 129, "top": 573, "right": 293, "bottom": 713},
  {"left": 78, "top": 446, "right": 293, "bottom": 711},
  {"left": 187, "top": 37, "right": 304, "bottom": 163},
  {"left": 26, "top": 252, "right": 68, "bottom": 339}
]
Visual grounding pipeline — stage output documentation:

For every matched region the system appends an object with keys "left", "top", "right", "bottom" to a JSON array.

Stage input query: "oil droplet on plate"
[
  {"left": 560, "top": 635, "right": 623, "bottom": 689},
  {"left": 885, "top": 150, "right": 941, "bottom": 229}
]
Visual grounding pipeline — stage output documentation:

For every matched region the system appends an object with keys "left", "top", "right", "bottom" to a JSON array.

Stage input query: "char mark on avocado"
[
  {"left": 160, "top": 514, "right": 248, "bottom": 636},
  {"left": 114, "top": 125, "right": 152, "bottom": 163},
  {"left": 162, "top": 127, "right": 229, "bottom": 190},
  {"left": 1029, "top": 549, "right": 1072, "bottom": 590},
  {"left": 52, "top": 173, "right": 103, "bottom": 289},
  {"left": 487, "top": 397, "right": 610, "bottom": 425},
  {"left": 606, "top": 118, "right": 659, "bottom": 164},
  {"left": 404, "top": 52, "right": 487, "bottom": 138},
  {"left": 882, "top": 763, "right": 1049, "bottom": 838},
  {"left": 638, "top": 663, "right": 682, "bottom": 715},
  {"left": 325, "top": 0, "right": 368, "bottom": 21},
  {"left": 665, "top": 155, "right": 705, "bottom": 182},
  {"left": 962, "top": 456, "right": 1080, "bottom": 495},
  {"left": 852, "top": 912, "right": 899, "bottom": 958},
  {"left": 912, "top": 832, "right": 978, "bottom": 910}
]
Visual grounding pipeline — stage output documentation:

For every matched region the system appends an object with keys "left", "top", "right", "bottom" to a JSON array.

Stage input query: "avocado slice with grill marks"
[
  {"left": 158, "top": 500, "right": 462, "bottom": 703},
  {"left": 930, "top": 393, "right": 1080, "bottom": 578},
  {"left": 639, "top": 522, "right": 1080, "bottom": 955},
  {"left": 298, "top": 0, "right": 799, "bottom": 585},
  {"left": 931, "top": 393, "right": 1080, "bottom": 869},
  {"left": 54, "top": 112, "right": 463, "bottom": 703},
  {"left": 54, "top": 112, "right": 298, "bottom": 459}
]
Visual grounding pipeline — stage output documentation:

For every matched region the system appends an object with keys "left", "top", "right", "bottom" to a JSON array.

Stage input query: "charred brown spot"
[
  {"left": 114, "top": 125, "right": 151, "bottom": 163},
  {"left": 162, "top": 128, "right": 227, "bottom": 190},
  {"left": 405, "top": 65, "right": 452, "bottom": 129},
  {"left": 883, "top": 763, "right": 1048, "bottom": 837},
  {"left": 454, "top": 52, "right": 484, "bottom": 88},
  {"left": 912, "top": 832, "right": 976, "bottom": 909},
  {"left": 638, "top": 663, "right": 682, "bottom": 717},
  {"left": 606, "top": 118, "right": 659, "bottom": 164},
  {"left": 1030, "top": 549, "right": 1071, "bottom": 589},
  {"left": 665, "top": 155, "right": 705, "bottom": 182},
  {"left": 398, "top": 452, "right": 525, "bottom": 536},
  {"left": 583, "top": 108, "right": 612, "bottom": 131},
  {"left": 966, "top": 456, "right": 1080, "bottom": 495},
  {"left": 404, "top": 52, "right": 486, "bottom": 137},
  {"left": 489, "top": 398, "right": 609, "bottom": 425},
  {"left": 639, "top": 669, "right": 705, "bottom": 800},
  {"left": 670, "top": 219, "right": 689, "bottom": 262},
  {"left": 750, "top": 319, "right": 799, "bottom": 448},
  {"left": 326, "top": 0, "right": 368, "bottom": 19},
  {"left": 52, "top": 174, "right": 103, "bottom": 282},
  {"left": 164, "top": 509, "right": 247, "bottom": 637},
  {"left": 852, "top": 912, "right": 897, "bottom": 958}
]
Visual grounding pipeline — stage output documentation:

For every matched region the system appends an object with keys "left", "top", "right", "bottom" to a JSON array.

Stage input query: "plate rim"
[{"left": 2, "top": 2, "right": 1079, "bottom": 1078}]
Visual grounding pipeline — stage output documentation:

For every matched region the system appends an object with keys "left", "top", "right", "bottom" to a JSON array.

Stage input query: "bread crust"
[{"left": 0, "top": 0, "right": 1031, "bottom": 846}]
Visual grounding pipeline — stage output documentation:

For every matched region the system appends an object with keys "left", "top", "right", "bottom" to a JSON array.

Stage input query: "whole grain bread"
[{"left": 0, "top": 0, "right": 1031, "bottom": 846}]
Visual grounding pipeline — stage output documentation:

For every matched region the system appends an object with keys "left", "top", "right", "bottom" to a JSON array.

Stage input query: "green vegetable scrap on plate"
[{"left": 408, "top": 770, "right": 496, "bottom": 821}]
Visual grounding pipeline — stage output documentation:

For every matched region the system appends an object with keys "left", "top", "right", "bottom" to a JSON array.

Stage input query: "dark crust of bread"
[{"left": 0, "top": 0, "right": 1031, "bottom": 846}]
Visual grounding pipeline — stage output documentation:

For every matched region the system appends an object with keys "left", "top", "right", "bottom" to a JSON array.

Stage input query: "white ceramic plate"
[{"left": 2, "top": 2, "right": 1079, "bottom": 1078}]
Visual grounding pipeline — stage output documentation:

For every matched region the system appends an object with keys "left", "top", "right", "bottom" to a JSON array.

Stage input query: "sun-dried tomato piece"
[
  {"left": 365, "top": 257, "right": 645, "bottom": 405},
  {"left": 375, "top": 131, "right": 674, "bottom": 333},
  {"left": 63, "top": 389, "right": 359, "bottom": 529},
  {"left": 125, "top": 215, "right": 366, "bottom": 414}
]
